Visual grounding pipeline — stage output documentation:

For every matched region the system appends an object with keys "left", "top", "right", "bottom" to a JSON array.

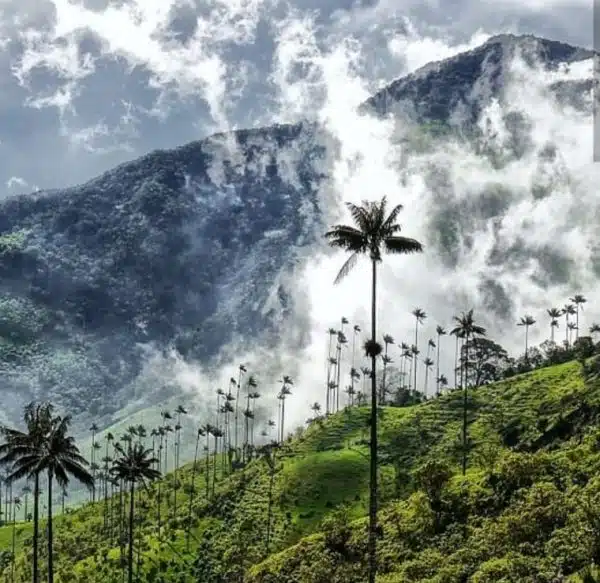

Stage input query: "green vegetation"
[{"left": 1, "top": 356, "right": 600, "bottom": 581}]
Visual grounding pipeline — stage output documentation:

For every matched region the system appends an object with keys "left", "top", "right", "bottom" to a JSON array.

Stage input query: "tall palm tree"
[
  {"left": 563, "top": 304, "right": 576, "bottom": 346},
  {"left": 411, "top": 308, "right": 427, "bottom": 393},
  {"left": 570, "top": 294, "right": 587, "bottom": 340},
  {"left": 22, "top": 483, "right": 31, "bottom": 523},
  {"left": 517, "top": 315, "right": 536, "bottom": 363},
  {"left": 326, "top": 329, "right": 338, "bottom": 415},
  {"left": 0, "top": 402, "right": 55, "bottom": 583},
  {"left": 350, "top": 324, "right": 361, "bottom": 398},
  {"left": 11, "top": 495, "right": 21, "bottom": 580},
  {"left": 381, "top": 334, "right": 394, "bottom": 403},
  {"left": 590, "top": 323, "right": 600, "bottom": 342},
  {"left": 435, "top": 326, "right": 446, "bottom": 395},
  {"left": 437, "top": 374, "right": 449, "bottom": 394},
  {"left": 173, "top": 405, "right": 187, "bottom": 518},
  {"left": 89, "top": 423, "right": 98, "bottom": 503},
  {"left": 568, "top": 321, "right": 578, "bottom": 345},
  {"left": 186, "top": 426, "right": 206, "bottom": 549},
  {"left": 547, "top": 308, "right": 562, "bottom": 343},
  {"left": 335, "top": 332, "right": 348, "bottom": 412},
  {"left": 243, "top": 375, "right": 258, "bottom": 462},
  {"left": 325, "top": 196, "right": 423, "bottom": 583},
  {"left": 3, "top": 413, "right": 93, "bottom": 583},
  {"left": 111, "top": 443, "right": 160, "bottom": 583},
  {"left": 234, "top": 364, "right": 247, "bottom": 457},
  {"left": 450, "top": 310, "right": 486, "bottom": 475},
  {"left": 336, "top": 317, "right": 349, "bottom": 409},
  {"left": 423, "top": 357, "right": 434, "bottom": 397},
  {"left": 278, "top": 377, "right": 293, "bottom": 443}
]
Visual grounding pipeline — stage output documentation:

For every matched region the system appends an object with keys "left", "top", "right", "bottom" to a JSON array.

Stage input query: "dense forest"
[{"left": 0, "top": 197, "right": 600, "bottom": 582}]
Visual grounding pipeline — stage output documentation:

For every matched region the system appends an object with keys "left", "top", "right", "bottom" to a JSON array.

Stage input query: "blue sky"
[{"left": 0, "top": 0, "right": 592, "bottom": 195}]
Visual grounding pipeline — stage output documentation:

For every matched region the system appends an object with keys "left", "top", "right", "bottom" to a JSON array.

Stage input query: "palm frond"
[
  {"left": 333, "top": 252, "right": 359, "bottom": 285},
  {"left": 384, "top": 236, "right": 423, "bottom": 255}
]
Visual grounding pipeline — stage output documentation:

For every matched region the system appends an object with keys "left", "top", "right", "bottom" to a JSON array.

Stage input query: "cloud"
[{"left": 0, "top": 0, "right": 598, "bottom": 435}]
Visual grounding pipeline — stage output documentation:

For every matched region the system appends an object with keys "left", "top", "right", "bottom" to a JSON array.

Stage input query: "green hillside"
[{"left": 3, "top": 357, "right": 600, "bottom": 582}]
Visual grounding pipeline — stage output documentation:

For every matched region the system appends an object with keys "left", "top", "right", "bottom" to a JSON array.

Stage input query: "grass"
[{"left": 3, "top": 359, "right": 600, "bottom": 582}]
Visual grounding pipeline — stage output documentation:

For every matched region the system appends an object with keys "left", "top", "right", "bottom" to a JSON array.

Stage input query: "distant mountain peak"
[{"left": 360, "top": 34, "right": 593, "bottom": 123}]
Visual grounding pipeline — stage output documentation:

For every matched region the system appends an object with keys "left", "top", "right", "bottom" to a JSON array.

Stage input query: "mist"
[{"left": 0, "top": 0, "right": 598, "bottom": 437}]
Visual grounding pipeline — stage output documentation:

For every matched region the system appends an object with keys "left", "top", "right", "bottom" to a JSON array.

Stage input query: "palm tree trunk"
[
  {"left": 413, "top": 321, "right": 419, "bottom": 395},
  {"left": 454, "top": 335, "right": 458, "bottom": 388},
  {"left": 205, "top": 437, "right": 210, "bottom": 499},
  {"left": 280, "top": 398, "right": 286, "bottom": 443},
  {"left": 462, "top": 334, "right": 470, "bottom": 476},
  {"left": 11, "top": 500, "right": 16, "bottom": 582},
  {"left": 212, "top": 436, "right": 218, "bottom": 497},
  {"left": 436, "top": 334, "right": 441, "bottom": 395},
  {"left": 186, "top": 432, "right": 200, "bottom": 549},
  {"left": 336, "top": 344, "right": 342, "bottom": 413},
  {"left": 33, "top": 473, "right": 39, "bottom": 583},
  {"left": 265, "top": 465, "right": 275, "bottom": 556},
  {"left": 576, "top": 307, "right": 580, "bottom": 340},
  {"left": 368, "top": 258, "right": 378, "bottom": 583},
  {"left": 550, "top": 323, "right": 554, "bottom": 343},
  {"left": 128, "top": 480, "right": 135, "bottom": 583},
  {"left": 525, "top": 325, "right": 529, "bottom": 363},
  {"left": 47, "top": 471, "right": 53, "bottom": 583}
]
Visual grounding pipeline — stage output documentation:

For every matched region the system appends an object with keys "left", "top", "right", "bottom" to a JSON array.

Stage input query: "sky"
[
  {"left": 0, "top": 0, "right": 599, "bottom": 430},
  {"left": 0, "top": 0, "right": 593, "bottom": 195}
]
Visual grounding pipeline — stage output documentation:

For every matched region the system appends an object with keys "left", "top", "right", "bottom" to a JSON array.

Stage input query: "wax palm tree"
[
  {"left": 568, "top": 321, "right": 578, "bottom": 345},
  {"left": 10, "top": 494, "right": 21, "bottom": 580},
  {"left": 570, "top": 294, "right": 587, "bottom": 340},
  {"left": 563, "top": 304, "right": 576, "bottom": 346},
  {"left": 234, "top": 364, "right": 247, "bottom": 457},
  {"left": 186, "top": 426, "right": 206, "bottom": 549},
  {"left": 437, "top": 374, "right": 449, "bottom": 395},
  {"left": 173, "top": 405, "right": 187, "bottom": 518},
  {"left": 450, "top": 310, "right": 486, "bottom": 475},
  {"left": 381, "top": 334, "right": 394, "bottom": 402},
  {"left": 435, "top": 325, "right": 446, "bottom": 395},
  {"left": 590, "top": 323, "right": 600, "bottom": 341},
  {"left": 111, "top": 443, "right": 160, "bottom": 583},
  {"left": 4, "top": 413, "right": 93, "bottom": 583},
  {"left": 210, "top": 427, "right": 223, "bottom": 497},
  {"left": 411, "top": 308, "right": 427, "bottom": 393},
  {"left": 22, "top": 483, "right": 31, "bottom": 523},
  {"left": 547, "top": 308, "right": 562, "bottom": 343},
  {"left": 89, "top": 423, "right": 98, "bottom": 502},
  {"left": 326, "top": 329, "right": 338, "bottom": 415},
  {"left": 335, "top": 332, "right": 348, "bottom": 412},
  {"left": 249, "top": 392, "right": 261, "bottom": 447},
  {"left": 325, "top": 196, "right": 423, "bottom": 583},
  {"left": 278, "top": 377, "right": 293, "bottom": 443},
  {"left": 423, "top": 357, "right": 434, "bottom": 397},
  {"left": 517, "top": 315, "right": 536, "bottom": 363},
  {"left": 360, "top": 366, "right": 371, "bottom": 398},
  {"left": 349, "top": 367, "right": 361, "bottom": 405},
  {"left": 0, "top": 402, "right": 56, "bottom": 583},
  {"left": 243, "top": 375, "right": 258, "bottom": 462}
]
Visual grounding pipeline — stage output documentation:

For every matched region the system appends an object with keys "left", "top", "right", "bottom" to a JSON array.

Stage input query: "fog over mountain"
[{"left": 0, "top": 0, "right": 598, "bottom": 439}]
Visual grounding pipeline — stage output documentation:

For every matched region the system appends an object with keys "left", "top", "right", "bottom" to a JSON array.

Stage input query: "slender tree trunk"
[
  {"left": 186, "top": 432, "right": 200, "bottom": 549},
  {"left": 576, "top": 308, "right": 580, "bottom": 340},
  {"left": 525, "top": 325, "right": 529, "bottom": 363},
  {"left": 265, "top": 462, "right": 275, "bottom": 556},
  {"left": 47, "top": 471, "right": 53, "bottom": 583},
  {"left": 336, "top": 343, "right": 342, "bottom": 413},
  {"left": 462, "top": 334, "right": 470, "bottom": 476},
  {"left": 33, "top": 473, "right": 39, "bottom": 583},
  {"left": 413, "top": 321, "right": 419, "bottom": 396},
  {"left": 454, "top": 335, "right": 459, "bottom": 389},
  {"left": 128, "top": 481, "right": 135, "bottom": 583},
  {"left": 11, "top": 499, "right": 16, "bottom": 582},
  {"left": 326, "top": 335, "right": 333, "bottom": 415},
  {"left": 206, "top": 437, "right": 210, "bottom": 499},
  {"left": 368, "top": 258, "right": 378, "bottom": 583},
  {"left": 281, "top": 398, "right": 286, "bottom": 443},
  {"left": 550, "top": 323, "right": 554, "bottom": 343},
  {"left": 212, "top": 436, "right": 218, "bottom": 497},
  {"left": 436, "top": 334, "right": 441, "bottom": 395}
]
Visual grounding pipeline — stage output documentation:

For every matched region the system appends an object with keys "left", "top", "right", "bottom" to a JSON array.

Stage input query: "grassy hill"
[{"left": 3, "top": 358, "right": 600, "bottom": 582}]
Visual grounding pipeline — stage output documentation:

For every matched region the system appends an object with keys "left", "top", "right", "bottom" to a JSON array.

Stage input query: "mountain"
[
  {"left": 4, "top": 357, "right": 600, "bottom": 582},
  {"left": 361, "top": 34, "right": 594, "bottom": 123},
  {"left": 0, "top": 122, "right": 331, "bottom": 428},
  {"left": 0, "top": 34, "right": 594, "bottom": 432}
]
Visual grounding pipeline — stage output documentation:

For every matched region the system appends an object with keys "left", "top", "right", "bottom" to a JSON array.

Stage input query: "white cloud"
[{"left": 0, "top": 0, "right": 597, "bottom": 435}]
